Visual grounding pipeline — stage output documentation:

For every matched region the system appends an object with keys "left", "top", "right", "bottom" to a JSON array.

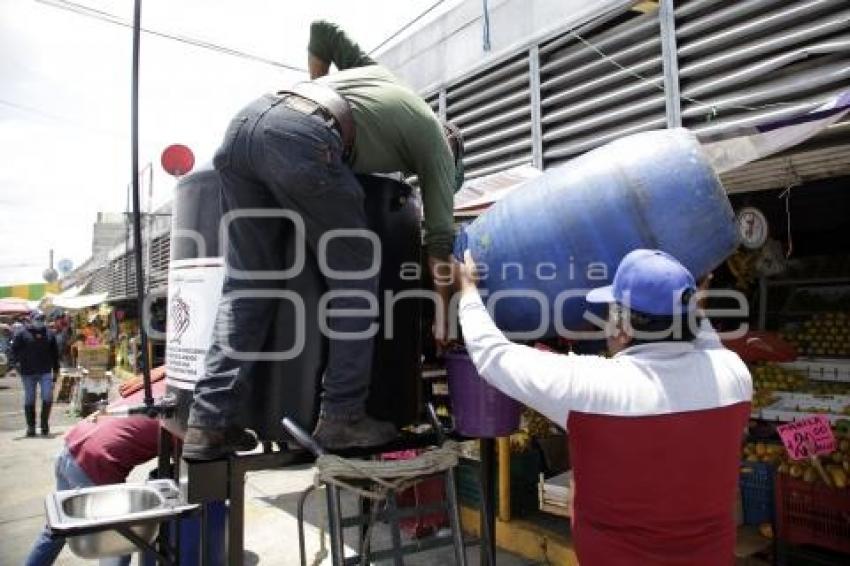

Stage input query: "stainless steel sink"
[{"left": 45, "top": 479, "right": 196, "bottom": 559}]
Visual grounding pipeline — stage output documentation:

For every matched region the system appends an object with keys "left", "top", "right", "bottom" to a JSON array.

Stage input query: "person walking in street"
[
  {"left": 183, "top": 21, "right": 461, "bottom": 458},
  {"left": 24, "top": 380, "right": 164, "bottom": 566},
  {"left": 11, "top": 312, "right": 60, "bottom": 437},
  {"left": 454, "top": 249, "right": 752, "bottom": 565}
]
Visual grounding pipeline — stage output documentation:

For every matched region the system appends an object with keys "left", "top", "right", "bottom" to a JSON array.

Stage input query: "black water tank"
[{"left": 164, "top": 164, "right": 423, "bottom": 441}]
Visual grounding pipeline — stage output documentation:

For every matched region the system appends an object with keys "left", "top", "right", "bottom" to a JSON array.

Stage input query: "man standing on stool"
[
  {"left": 12, "top": 313, "right": 59, "bottom": 437},
  {"left": 183, "top": 21, "right": 460, "bottom": 458}
]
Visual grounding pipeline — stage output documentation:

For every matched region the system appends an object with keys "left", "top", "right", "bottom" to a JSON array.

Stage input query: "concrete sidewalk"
[{"left": 0, "top": 373, "right": 535, "bottom": 565}]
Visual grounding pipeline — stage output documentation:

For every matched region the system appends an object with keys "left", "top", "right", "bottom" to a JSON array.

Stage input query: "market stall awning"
[
  {"left": 0, "top": 297, "right": 32, "bottom": 315},
  {"left": 0, "top": 282, "right": 60, "bottom": 300},
  {"left": 454, "top": 164, "right": 542, "bottom": 217},
  {"left": 52, "top": 292, "right": 108, "bottom": 310},
  {"left": 700, "top": 89, "right": 850, "bottom": 174},
  {"left": 57, "top": 280, "right": 91, "bottom": 299}
]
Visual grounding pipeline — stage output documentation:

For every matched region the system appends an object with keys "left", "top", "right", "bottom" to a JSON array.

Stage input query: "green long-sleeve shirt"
[{"left": 308, "top": 21, "right": 456, "bottom": 259}]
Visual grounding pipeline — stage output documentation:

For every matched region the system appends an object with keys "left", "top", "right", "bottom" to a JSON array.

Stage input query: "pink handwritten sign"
[{"left": 777, "top": 416, "right": 836, "bottom": 460}]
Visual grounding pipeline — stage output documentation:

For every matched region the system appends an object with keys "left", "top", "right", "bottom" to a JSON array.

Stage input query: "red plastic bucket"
[{"left": 445, "top": 350, "right": 521, "bottom": 438}]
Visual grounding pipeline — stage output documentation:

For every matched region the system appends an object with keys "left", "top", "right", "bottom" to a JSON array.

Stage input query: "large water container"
[
  {"left": 163, "top": 164, "right": 423, "bottom": 441},
  {"left": 455, "top": 129, "right": 738, "bottom": 336}
]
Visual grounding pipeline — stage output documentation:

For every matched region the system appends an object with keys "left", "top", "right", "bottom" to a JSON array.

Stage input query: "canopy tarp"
[
  {"left": 52, "top": 292, "right": 108, "bottom": 310},
  {"left": 57, "top": 280, "right": 90, "bottom": 299},
  {"left": 0, "top": 297, "right": 32, "bottom": 315},
  {"left": 453, "top": 164, "right": 542, "bottom": 217},
  {"left": 0, "top": 282, "right": 60, "bottom": 300},
  {"left": 702, "top": 89, "right": 850, "bottom": 173}
]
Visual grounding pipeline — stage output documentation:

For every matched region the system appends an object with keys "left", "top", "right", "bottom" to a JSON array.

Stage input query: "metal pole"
[
  {"left": 658, "top": 0, "right": 681, "bottom": 128},
  {"left": 497, "top": 437, "right": 511, "bottom": 522},
  {"left": 386, "top": 493, "right": 405, "bottom": 566},
  {"left": 479, "top": 438, "right": 496, "bottom": 566},
  {"left": 125, "top": 186, "right": 131, "bottom": 298},
  {"left": 438, "top": 89, "right": 447, "bottom": 121},
  {"left": 146, "top": 162, "right": 153, "bottom": 293},
  {"left": 528, "top": 46, "right": 543, "bottom": 169},
  {"left": 228, "top": 460, "right": 245, "bottom": 566},
  {"left": 129, "top": 0, "right": 153, "bottom": 407},
  {"left": 758, "top": 277, "right": 767, "bottom": 331},
  {"left": 444, "top": 467, "right": 468, "bottom": 566},
  {"left": 157, "top": 427, "right": 173, "bottom": 561},
  {"left": 327, "top": 486, "right": 346, "bottom": 566},
  {"left": 481, "top": 0, "right": 491, "bottom": 51}
]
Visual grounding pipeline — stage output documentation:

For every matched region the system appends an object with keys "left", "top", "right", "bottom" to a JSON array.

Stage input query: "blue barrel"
[{"left": 455, "top": 128, "right": 738, "bottom": 336}]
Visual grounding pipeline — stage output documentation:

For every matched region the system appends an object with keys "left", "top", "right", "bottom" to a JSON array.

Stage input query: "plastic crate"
[
  {"left": 776, "top": 542, "right": 850, "bottom": 566},
  {"left": 395, "top": 475, "right": 449, "bottom": 538},
  {"left": 739, "top": 461, "right": 776, "bottom": 525},
  {"left": 775, "top": 473, "right": 850, "bottom": 554},
  {"left": 381, "top": 449, "right": 449, "bottom": 538}
]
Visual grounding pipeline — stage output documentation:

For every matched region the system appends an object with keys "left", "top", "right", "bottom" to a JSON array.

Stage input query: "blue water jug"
[{"left": 455, "top": 128, "right": 738, "bottom": 337}]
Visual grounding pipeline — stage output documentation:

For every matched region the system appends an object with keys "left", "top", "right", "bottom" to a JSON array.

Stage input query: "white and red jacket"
[{"left": 459, "top": 292, "right": 752, "bottom": 566}]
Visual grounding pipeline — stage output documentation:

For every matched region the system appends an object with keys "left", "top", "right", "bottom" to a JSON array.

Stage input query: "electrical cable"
[
  {"left": 0, "top": 98, "right": 126, "bottom": 137},
  {"left": 34, "top": 0, "right": 307, "bottom": 72},
  {"left": 368, "top": 0, "right": 449, "bottom": 56},
  {"left": 481, "top": 0, "right": 491, "bottom": 51}
]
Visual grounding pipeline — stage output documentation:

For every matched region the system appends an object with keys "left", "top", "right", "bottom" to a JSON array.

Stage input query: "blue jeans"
[
  {"left": 21, "top": 372, "right": 53, "bottom": 405},
  {"left": 25, "top": 447, "right": 131, "bottom": 566},
  {"left": 189, "top": 95, "right": 378, "bottom": 428}
]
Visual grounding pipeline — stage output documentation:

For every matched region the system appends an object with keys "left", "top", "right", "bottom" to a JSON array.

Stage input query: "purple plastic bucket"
[{"left": 445, "top": 350, "right": 521, "bottom": 438}]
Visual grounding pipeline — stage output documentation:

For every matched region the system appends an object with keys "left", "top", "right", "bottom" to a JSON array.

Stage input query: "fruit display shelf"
[
  {"left": 779, "top": 358, "right": 850, "bottom": 383},
  {"left": 750, "top": 362, "right": 850, "bottom": 394},
  {"left": 778, "top": 311, "right": 850, "bottom": 359},
  {"left": 759, "top": 392, "right": 850, "bottom": 424},
  {"left": 749, "top": 363, "right": 850, "bottom": 420}
]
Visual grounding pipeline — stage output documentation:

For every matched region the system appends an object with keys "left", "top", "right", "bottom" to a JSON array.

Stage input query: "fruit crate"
[
  {"left": 740, "top": 461, "right": 776, "bottom": 526},
  {"left": 382, "top": 450, "right": 449, "bottom": 537},
  {"left": 76, "top": 345, "right": 110, "bottom": 369},
  {"left": 775, "top": 473, "right": 850, "bottom": 554},
  {"left": 395, "top": 475, "right": 449, "bottom": 537},
  {"left": 776, "top": 542, "right": 850, "bottom": 566}
]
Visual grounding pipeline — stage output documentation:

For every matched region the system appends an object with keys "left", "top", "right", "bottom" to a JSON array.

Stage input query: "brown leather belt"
[{"left": 276, "top": 82, "right": 355, "bottom": 161}]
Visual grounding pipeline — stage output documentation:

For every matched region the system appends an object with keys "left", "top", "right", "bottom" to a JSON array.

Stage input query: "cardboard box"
[{"left": 77, "top": 346, "right": 109, "bottom": 369}]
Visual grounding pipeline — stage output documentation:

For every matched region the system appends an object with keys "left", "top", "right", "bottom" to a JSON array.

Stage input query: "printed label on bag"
[{"left": 165, "top": 258, "right": 225, "bottom": 390}]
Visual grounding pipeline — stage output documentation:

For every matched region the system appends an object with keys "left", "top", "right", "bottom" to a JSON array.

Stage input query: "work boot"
[
  {"left": 40, "top": 401, "right": 52, "bottom": 436},
  {"left": 24, "top": 405, "right": 36, "bottom": 437},
  {"left": 312, "top": 414, "right": 397, "bottom": 451},
  {"left": 182, "top": 426, "right": 259, "bottom": 461}
]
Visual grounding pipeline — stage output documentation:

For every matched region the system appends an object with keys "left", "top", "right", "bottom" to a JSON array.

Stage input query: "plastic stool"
[{"left": 283, "top": 413, "right": 468, "bottom": 566}]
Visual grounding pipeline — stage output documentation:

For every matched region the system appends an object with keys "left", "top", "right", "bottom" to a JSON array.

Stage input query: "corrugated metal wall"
[
  {"left": 429, "top": 0, "right": 849, "bottom": 191},
  {"left": 679, "top": 0, "right": 850, "bottom": 192},
  {"left": 446, "top": 53, "right": 533, "bottom": 179},
  {"left": 87, "top": 232, "right": 170, "bottom": 300}
]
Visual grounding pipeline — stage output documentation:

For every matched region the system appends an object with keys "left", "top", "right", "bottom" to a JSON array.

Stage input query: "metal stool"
[{"left": 283, "top": 408, "right": 469, "bottom": 566}]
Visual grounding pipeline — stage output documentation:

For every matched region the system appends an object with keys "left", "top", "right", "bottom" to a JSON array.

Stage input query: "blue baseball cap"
[{"left": 586, "top": 249, "right": 696, "bottom": 315}]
